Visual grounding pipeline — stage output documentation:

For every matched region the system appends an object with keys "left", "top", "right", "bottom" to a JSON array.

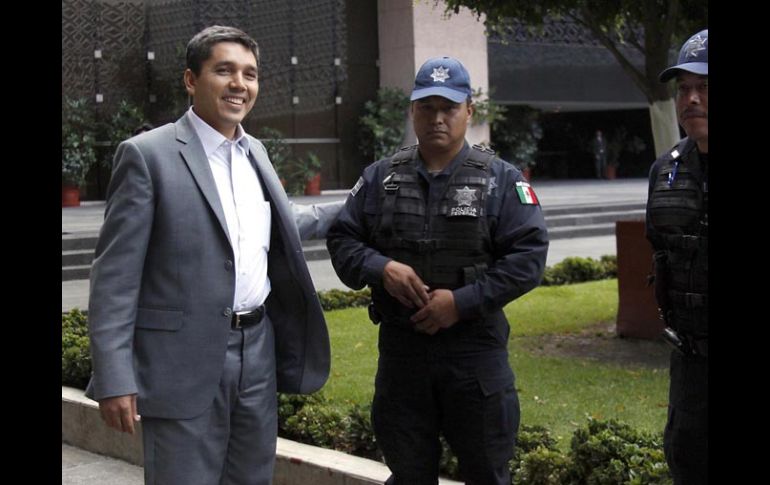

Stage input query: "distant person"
[
  {"left": 132, "top": 122, "right": 154, "bottom": 136},
  {"left": 86, "top": 25, "right": 342, "bottom": 484},
  {"left": 592, "top": 129, "right": 607, "bottom": 179},
  {"left": 327, "top": 56, "right": 549, "bottom": 484},
  {"left": 646, "top": 29, "right": 708, "bottom": 485}
]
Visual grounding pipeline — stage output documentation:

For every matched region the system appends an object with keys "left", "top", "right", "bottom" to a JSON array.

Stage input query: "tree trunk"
[{"left": 649, "top": 99, "right": 680, "bottom": 158}]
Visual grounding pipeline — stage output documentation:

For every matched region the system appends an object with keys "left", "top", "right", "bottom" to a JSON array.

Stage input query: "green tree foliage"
[
  {"left": 440, "top": 0, "right": 708, "bottom": 154},
  {"left": 257, "top": 126, "right": 293, "bottom": 181},
  {"left": 62, "top": 98, "right": 98, "bottom": 187},
  {"left": 358, "top": 87, "right": 411, "bottom": 162},
  {"left": 103, "top": 100, "right": 146, "bottom": 168},
  {"left": 491, "top": 105, "right": 543, "bottom": 169}
]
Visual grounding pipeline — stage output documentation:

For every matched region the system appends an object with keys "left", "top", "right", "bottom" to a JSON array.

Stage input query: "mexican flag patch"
[{"left": 515, "top": 181, "right": 539, "bottom": 205}]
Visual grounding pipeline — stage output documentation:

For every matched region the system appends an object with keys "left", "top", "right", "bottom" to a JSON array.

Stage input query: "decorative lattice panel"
[
  {"left": 62, "top": 0, "right": 146, "bottom": 111},
  {"left": 63, "top": 0, "right": 349, "bottom": 123}
]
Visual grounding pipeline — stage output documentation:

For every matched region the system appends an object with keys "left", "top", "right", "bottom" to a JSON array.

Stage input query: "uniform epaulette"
[
  {"left": 471, "top": 144, "right": 495, "bottom": 155},
  {"left": 667, "top": 138, "right": 693, "bottom": 162},
  {"left": 390, "top": 145, "right": 417, "bottom": 165},
  {"left": 466, "top": 144, "right": 496, "bottom": 169}
]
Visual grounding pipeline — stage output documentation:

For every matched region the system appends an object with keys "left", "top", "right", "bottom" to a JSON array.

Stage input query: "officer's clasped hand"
[
  {"left": 411, "top": 289, "right": 460, "bottom": 335},
  {"left": 383, "top": 260, "right": 430, "bottom": 309}
]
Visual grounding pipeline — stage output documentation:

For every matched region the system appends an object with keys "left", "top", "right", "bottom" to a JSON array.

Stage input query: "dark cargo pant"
[
  {"left": 664, "top": 350, "right": 708, "bottom": 485},
  {"left": 373, "top": 350, "right": 519, "bottom": 485}
]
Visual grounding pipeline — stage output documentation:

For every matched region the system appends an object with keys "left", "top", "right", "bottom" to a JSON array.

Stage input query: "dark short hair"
[{"left": 186, "top": 25, "right": 260, "bottom": 76}]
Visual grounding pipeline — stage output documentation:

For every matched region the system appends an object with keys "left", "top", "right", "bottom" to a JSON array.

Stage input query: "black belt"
[{"left": 231, "top": 305, "right": 265, "bottom": 329}]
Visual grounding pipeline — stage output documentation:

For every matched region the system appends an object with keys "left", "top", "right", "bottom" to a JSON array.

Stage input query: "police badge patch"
[{"left": 449, "top": 186, "right": 478, "bottom": 217}]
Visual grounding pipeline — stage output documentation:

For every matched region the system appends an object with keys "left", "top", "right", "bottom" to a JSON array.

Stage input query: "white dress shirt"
[{"left": 187, "top": 108, "right": 271, "bottom": 312}]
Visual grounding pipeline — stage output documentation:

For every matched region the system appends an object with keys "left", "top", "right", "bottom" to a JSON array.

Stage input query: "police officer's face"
[
  {"left": 675, "top": 73, "right": 708, "bottom": 146},
  {"left": 411, "top": 96, "right": 473, "bottom": 154},
  {"left": 184, "top": 42, "right": 259, "bottom": 139}
]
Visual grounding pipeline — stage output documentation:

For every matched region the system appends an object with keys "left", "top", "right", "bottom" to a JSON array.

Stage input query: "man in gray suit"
[{"left": 86, "top": 25, "right": 341, "bottom": 484}]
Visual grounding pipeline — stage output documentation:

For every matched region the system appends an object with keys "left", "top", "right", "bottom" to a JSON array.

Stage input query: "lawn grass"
[
  {"left": 321, "top": 279, "right": 669, "bottom": 449},
  {"left": 505, "top": 279, "right": 619, "bottom": 336},
  {"left": 509, "top": 350, "right": 668, "bottom": 450}
]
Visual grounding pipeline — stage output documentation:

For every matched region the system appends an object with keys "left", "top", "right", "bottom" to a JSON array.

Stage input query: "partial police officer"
[
  {"left": 327, "top": 56, "right": 548, "bottom": 485},
  {"left": 646, "top": 29, "right": 708, "bottom": 485}
]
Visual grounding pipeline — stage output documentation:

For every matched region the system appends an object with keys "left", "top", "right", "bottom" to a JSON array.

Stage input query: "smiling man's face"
[{"left": 184, "top": 41, "right": 259, "bottom": 139}]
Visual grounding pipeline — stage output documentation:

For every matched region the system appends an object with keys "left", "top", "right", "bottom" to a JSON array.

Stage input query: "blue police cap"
[
  {"left": 410, "top": 56, "right": 472, "bottom": 103},
  {"left": 659, "top": 29, "right": 708, "bottom": 82}
]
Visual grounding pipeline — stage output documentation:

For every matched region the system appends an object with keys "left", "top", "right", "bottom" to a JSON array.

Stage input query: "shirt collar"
[
  {"left": 417, "top": 141, "right": 470, "bottom": 177},
  {"left": 187, "top": 108, "right": 250, "bottom": 158}
]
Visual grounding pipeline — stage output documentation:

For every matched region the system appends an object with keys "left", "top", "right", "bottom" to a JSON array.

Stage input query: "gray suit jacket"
[{"left": 86, "top": 115, "right": 335, "bottom": 419}]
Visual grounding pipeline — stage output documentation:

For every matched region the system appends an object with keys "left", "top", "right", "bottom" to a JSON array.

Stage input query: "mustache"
[{"left": 680, "top": 109, "right": 707, "bottom": 120}]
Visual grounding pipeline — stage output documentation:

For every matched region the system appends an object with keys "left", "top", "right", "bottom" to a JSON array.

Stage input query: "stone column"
[{"left": 377, "top": 0, "right": 490, "bottom": 146}]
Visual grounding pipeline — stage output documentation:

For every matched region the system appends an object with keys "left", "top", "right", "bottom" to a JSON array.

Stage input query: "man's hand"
[
  {"left": 410, "top": 289, "right": 460, "bottom": 335},
  {"left": 99, "top": 394, "right": 140, "bottom": 434},
  {"left": 383, "top": 261, "right": 430, "bottom": 308}
]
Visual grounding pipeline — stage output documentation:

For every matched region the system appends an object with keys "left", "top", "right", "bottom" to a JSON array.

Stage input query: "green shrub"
[
  {"left": 277, "top": 393, "right": 380, "bottom": 460},
  {"left": 282, "top": 402, "right": 349, "bottom": 449},
  {"left": 513, "top": 446, "right": 572, "bottom": 485},
  {"left": 438, "top": 436, "right": 460, "bottom": 478},
  {"left": 61, "top": 309, "right": 91, "bottom": 389},
  {"left": 599, "top": 255, "right": 618, "bottom": 278},
  {"left": 541, "top": 256, "right": 617, "bottom": 286},
  {"left": 343, "top": 402, "right": 381, "bottom": 461},
  {"left": 317, "top": 288, "right": 371, "bottom": 311},
  {"left": 568, "top": 417, "right": 671, "bottom": 485},
  {"left": 517, "top": 424, "right": 560, "bottom": 454},
  {"left": 509, "top": 425, "right": 563, "bottom": 484}
]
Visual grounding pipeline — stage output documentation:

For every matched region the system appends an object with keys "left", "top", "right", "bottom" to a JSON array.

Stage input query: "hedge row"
[
  {"left": 62, "top": 309, "right": 91, "bottom": 390},
  {"left": 541, "top": 255, "right": 617, "bottom": 286},
  {"left": 276, "top": 391, "right": 670, "bottom": 484}
]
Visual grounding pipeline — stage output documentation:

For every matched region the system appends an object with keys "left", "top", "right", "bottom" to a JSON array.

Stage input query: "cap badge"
[
  {"left": 430, "top": 66, "right": 450, "bottom": 83},
  {"left": 684, "top": 34, "right": 707, "bottom": 60}
]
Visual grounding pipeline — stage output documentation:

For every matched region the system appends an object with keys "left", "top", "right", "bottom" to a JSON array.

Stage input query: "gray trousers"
[{"left": 141, "top": 315, "right": 277, "bottom": 485}]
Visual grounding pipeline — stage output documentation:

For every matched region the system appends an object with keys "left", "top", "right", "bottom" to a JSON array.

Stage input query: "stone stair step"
[
  {"left": 62, "top": 249, "right": 94, "bottom": 267},
  {"left": 549, "top": 223, "right": 619, "bottom": 240},
  {"left": 62, "top": 265, "right": 91, "bottom": 282},
  {"left": 545, "top": 210, "right": 645, "bottom": 228},
  {"left": 542, "top": 202, "right": 645, "bottom": 217},
  {"left": 61, "top": 204, "right": 647, "bottom": 280},
  {"left": 62, "top": 235, "right": 98, "bottom": 251}
]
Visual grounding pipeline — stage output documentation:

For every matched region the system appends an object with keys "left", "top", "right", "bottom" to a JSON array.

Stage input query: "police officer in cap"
[
  {"left": 646, "top": 29, "right": 708, "bottom": 484},
  {"left": 327, "top": 56, "right": 548, "bottom": 484}
]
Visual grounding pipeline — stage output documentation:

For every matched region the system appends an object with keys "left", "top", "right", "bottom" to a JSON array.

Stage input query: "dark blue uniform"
[
  {"left": 327, "top": 142, "right": 548, "bottom": 484},
  {"left": 646, "top": 138, "right": 708, "bottom": 484}
]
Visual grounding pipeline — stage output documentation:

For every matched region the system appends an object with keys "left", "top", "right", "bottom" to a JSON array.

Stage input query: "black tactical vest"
[
  {"left": 647, "top": 139, "right": 708, "bottom": 336},
  {"left": 371, "top": 145, "right": 496, "bottom": 321}
]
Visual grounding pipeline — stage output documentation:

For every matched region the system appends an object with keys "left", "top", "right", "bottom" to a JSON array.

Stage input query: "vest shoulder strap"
[
  {"left": 466, "top": 144, "right": 496, "bottom": 170},
  {"left": 390, "top": 145, "right": 418, "bottom": 166}
]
